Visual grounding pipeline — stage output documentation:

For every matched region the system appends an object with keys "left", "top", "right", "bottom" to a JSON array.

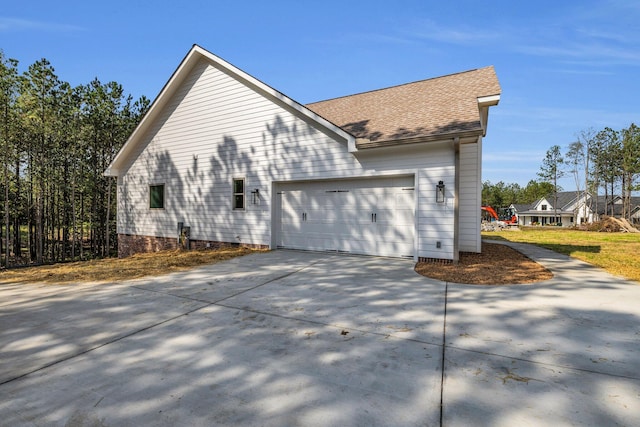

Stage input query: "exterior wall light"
[
  {"left": 251, "top": 188, "right": 260, "bottom": 205},
  {"left": 436, "top": 181, "right": 445, "bottom": 203}
]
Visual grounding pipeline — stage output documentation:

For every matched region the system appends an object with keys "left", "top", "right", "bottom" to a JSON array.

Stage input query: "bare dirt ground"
[
  {"left": 415, "top": 242, "right": 553, "bottom": 285},
  {"left": 0, "top": 247, "right": 260, "bottom": 285}
]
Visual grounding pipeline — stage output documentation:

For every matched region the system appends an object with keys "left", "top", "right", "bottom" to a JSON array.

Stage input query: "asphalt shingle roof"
[
  {"left": 305, "top": 66, "right": 500, "bottom": 146},
  {"left": 548, "top": 191, "right": 581, "bottom": 210}
]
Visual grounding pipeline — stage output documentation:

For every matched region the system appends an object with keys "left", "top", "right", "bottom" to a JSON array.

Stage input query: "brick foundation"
[
  {"left": 188, "top": 239, "right": 268, "bottom": 252},
  {"left": 117, "top": 234, "right": 268, "bottom": 258}
]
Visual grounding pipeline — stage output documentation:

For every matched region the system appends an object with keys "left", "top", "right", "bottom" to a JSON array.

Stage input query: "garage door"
[{"left": 276, "top": 176, "right": 415, "bottom": 258}]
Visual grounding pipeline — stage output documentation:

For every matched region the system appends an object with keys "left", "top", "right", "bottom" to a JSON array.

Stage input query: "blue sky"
[{"left": 2, "top": 0, "right": 639, "bottom": 191}]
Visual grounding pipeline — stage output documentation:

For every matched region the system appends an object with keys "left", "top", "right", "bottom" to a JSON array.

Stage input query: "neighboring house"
[
  {"left": 631, "top": 204, "right": 640, "bottom": 225},
  {"left": 595, "top": 195, "right": 640, "bottom": 221},
  {"left": 510, "top": 204, "right": 530, "bottom": 221},
  {"left": 512, "top": 192, "right": 640, "bottom": 227},
  {"left": 105, "top": 45, "right": 501, "bottom": 262},
  {"left": 513, "top": 191, "right": 596, "bottom": 226}
]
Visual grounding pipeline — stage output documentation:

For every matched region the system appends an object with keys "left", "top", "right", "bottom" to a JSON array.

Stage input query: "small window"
[
  {"left": 233, "top": 178, "right": 245, "bottom": 210},
  {"left": 150, "top": 184, "right": 165, "bottom": 209},
  {"left": 541, "top": 204, "right": 547, "bottom": 211}
]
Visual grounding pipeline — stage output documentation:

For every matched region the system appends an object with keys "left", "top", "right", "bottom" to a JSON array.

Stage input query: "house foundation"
[{"left": 117, "top": 234, "right": 268, "bottom": 258}]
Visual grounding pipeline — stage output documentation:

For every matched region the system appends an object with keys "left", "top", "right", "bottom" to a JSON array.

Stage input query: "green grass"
[{"left": 482, "top": 228, "right": 640, "bottom": 283}]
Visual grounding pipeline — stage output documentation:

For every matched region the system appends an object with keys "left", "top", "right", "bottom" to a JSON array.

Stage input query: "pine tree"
[{"left": 538, "top": 145, "right": 564, "bottom": 224}]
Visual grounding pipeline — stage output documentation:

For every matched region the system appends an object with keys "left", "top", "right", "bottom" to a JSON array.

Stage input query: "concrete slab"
[
  {"left": 131, "top": 250, "right": 327, "bottom": 303},
  {"left": 443, "top": 348, "right": 640, "bottom": 426},
  {"left": 445, "top": 242, "right": 640, "bottom": 378},
  {"left": 443, "top": 241, "right": 640, "bottom": 425},
  {"left": 222, "top": 254, "right": 447, "bottom": 344},
  {"left": 0, "top": 282, "right": 207, "bottom": 385},
  {"left": 1, "top": 245, "right": 639, "bottom": 426},
  {"left": 0, "top": 300, "right": 442, "bottom": 426}
]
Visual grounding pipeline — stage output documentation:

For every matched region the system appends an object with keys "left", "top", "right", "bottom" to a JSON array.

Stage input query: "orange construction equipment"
[{"left": 481, "top": 206, "right": 518, "bottom": 225}]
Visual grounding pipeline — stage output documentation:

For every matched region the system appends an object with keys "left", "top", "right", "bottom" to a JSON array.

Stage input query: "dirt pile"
[{"left": 583, "top": 216, "right": 640, "bottom": 233}]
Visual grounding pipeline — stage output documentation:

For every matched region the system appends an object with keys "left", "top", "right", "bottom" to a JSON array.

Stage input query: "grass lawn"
[
  {"left": 483, "top": 228, "right": 640, "bottom": 283},
  {"left": 0, "top": 247, "right": 261, "bottom": 285}
]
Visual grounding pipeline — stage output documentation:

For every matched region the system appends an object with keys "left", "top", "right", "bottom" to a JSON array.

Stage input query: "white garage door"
[{"left": 276, "top": 176, "right": 415, "bottom": 258}]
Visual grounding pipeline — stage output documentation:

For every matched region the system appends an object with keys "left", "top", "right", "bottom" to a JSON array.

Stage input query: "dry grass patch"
[
  {"left": 415, "top": 242, "right": 553, "bottom": 285},
  {"left": 0, "top": 247, "right": 260, "bottom": 285}
]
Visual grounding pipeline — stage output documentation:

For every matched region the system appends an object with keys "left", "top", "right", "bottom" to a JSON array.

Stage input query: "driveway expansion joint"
[
  {"left": 439, "top": 282, "right": 449, "bottom": 427},
  {"left": 211, "top": 258, "right": 326, "bottom": 305},
  {"left": 0, "top": 301, "right": 210, "bottom": 387}
]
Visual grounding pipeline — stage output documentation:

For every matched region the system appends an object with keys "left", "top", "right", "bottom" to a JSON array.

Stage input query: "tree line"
[
  {"left": 482, "top": 179, "right": 555, "bottom": 210},
  {"left": 483, "top": 123, "right": 640, "bottom": 221},
  {"left": 0, "top": 51, "right": 149, "bottom": 267}
]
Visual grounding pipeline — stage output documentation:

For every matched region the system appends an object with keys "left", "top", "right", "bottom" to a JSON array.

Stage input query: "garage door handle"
[{"left": 371, "top": 213, "right": 377, "bottom": 222}]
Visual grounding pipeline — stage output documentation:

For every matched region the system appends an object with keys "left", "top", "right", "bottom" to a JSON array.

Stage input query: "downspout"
[{"left": 453, "top": 137, "right": 460, "bottom": 263}]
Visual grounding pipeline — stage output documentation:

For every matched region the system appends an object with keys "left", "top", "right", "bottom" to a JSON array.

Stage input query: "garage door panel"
[
  {"left": 395, "top": 209, "right": 415, "bottom": 225},
  {"left": 277, "top": 178, "right": 415, "bottom": 258}
]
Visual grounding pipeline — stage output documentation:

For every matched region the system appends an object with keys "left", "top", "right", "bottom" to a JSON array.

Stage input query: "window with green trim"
[
  {"left": 150, "top": 184, "right": 165, "bottom": 209},
  {"left": 233, "top": 178, "right": 244, "bottom": 210}
]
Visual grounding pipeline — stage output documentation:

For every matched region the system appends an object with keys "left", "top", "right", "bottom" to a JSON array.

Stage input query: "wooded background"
[
  {"left": 0, "top": 52, "right": 149, "bottom": 267},
  {"left": 482, "top": 124, "right": 640, "bottom": 219}
]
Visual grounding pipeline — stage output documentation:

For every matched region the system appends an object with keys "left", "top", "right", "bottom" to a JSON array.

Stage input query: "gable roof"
[
  {"left": 511, "top": 204, "right": 530, "bottom": 213},
  {"left": 105, "top": 45, "right": 356, "bottom": 176},
  {"left": 306, "top": 66, "right": 501, "bottom": 148},
  {"left": 551, "top": 191, "right": 583, "bottom": 210},
  {"left": 596, "top": 196, "right": 640, "bottom": 216},
  {"left": 106, "top": 45, "right": 501, "bottom": 176},
  {"left": 514, "top": 191, "right": 589, "bottom": 212}
]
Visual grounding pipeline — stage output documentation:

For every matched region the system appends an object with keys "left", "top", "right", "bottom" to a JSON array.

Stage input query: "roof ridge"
[{"left": 306, "top": 66, "right": 494, "bottom": 106}]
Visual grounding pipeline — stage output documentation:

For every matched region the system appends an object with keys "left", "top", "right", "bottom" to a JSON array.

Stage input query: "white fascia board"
[
  {"left": 477, "top": 94, "right": 500, "bottom": 107},
  {"left": 105, "top": 45, "right": 356, "bottom": 176},
  {"left": 477, "top": 94, "right": 500, "bottom": 137}
]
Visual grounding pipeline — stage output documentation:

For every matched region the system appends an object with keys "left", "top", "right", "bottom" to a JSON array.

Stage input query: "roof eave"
[
  {"left": 477, "top": 94, "right": 501, "bottom": 137},
  {"left": 355, "top": 129, "right": 483, "bottom": 150},
  {"left": 478, "top": 94, "right": 501, "bottom": 107}
]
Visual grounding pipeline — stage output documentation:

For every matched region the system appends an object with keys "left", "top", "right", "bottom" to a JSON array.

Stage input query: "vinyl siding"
[
  {"left": 417, "top": 160, "right": 456, "bottom": 260},
  {"left": 117, "top": 58, "right": 462, "bottom": 259},
  {"left": 458, "top": 139, "right": 482, "bottom": 252}
]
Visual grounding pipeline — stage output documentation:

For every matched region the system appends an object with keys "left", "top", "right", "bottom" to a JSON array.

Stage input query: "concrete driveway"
[{"left": 0, "top": 243, "right": 639, "bottom": 426}]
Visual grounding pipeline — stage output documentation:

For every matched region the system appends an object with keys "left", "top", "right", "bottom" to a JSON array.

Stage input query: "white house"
[
  {"left": 513, "top": 191, "right": 596, "bottom": 226},
  {"left": 105, "top": 45, "right": 501, "bottom": 262}
]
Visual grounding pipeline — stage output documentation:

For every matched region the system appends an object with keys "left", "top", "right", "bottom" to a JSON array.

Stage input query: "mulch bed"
[{"left": 414, "top": 242, "right": 553, "bottom": 285}]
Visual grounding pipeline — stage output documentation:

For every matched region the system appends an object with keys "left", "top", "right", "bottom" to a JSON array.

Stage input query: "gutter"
[{"left": 355, "top": 129, "right": 483, "bottom": 150}]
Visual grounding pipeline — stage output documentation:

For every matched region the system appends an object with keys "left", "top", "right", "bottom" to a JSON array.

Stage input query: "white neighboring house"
[
  {"left": 105, "top": 45, "right": 501, "bottom": 262},
  {"left": 513, "top": 191, "right": 596, "bottom": 226}
]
